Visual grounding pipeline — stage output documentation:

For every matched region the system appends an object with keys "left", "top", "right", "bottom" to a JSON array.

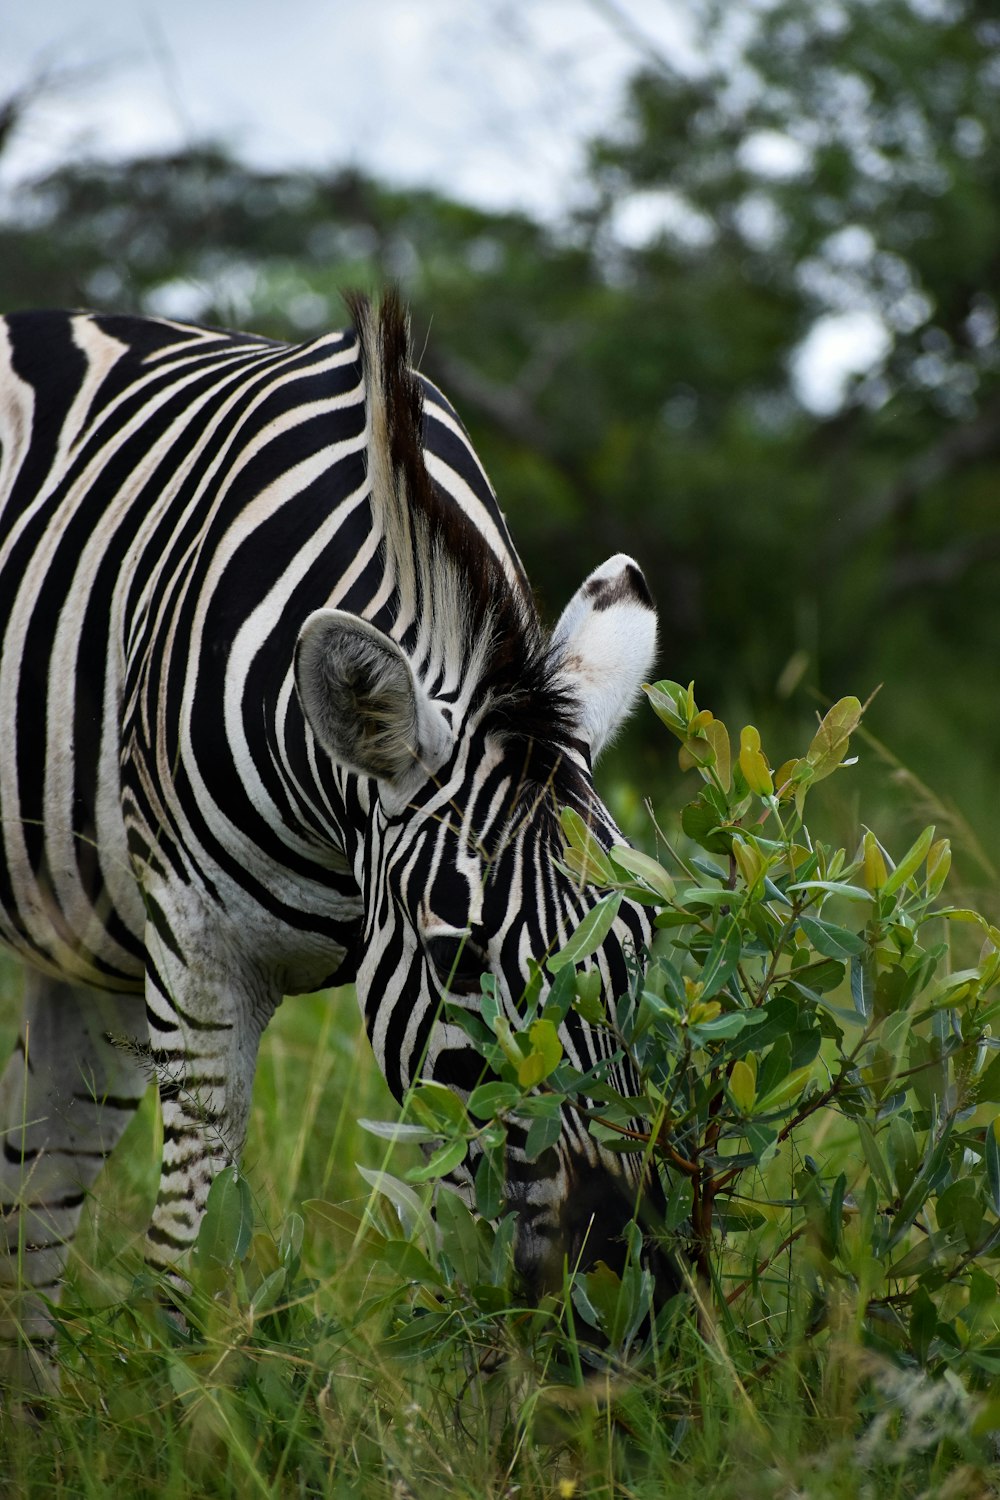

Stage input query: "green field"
[
  {"left": 0, "top": 990, "right": 991, "bottom": 1499},
  {"left": 2, "top": 707, "right": 999, "bottom": 1499}
]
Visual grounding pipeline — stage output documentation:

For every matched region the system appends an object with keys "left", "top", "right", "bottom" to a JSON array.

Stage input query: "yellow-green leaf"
[
  {"left": 681, "top": 734, "right": 716, "bottom": 768},
  {"left": 738, "top": 725, "right": 773, "bottom": 796},
  {"left": 410, "top": 1081, "right": 469, "bottom": 1133},
  {"left": 643, "top": 681, "right": 688, "bottom": 737},
  {"left": 862, "top": 829, "right": 888, "bottom": 892},
  {"left": 547, "top": 893, "right": 623, "bottom": 973},
  {"left": 704, "top": 718, "right": 731, "bottom": 790},
  {"left": 883, "top": 825, "right": 935, "bottom": 896},
  {"left": 773, "top": 757, "right": 800, "bottom": 802},
  {"left": 560, "top": 847, "right": 614, "bottom": 889},
  {"left": 608, "top": 846, "right": 675, "bottom": 901},
  {"left": 729, "top": 1059, "right": 756, "bottom": 1114},
  {"left": 926, "top": 838, "right": 951, "bottom": 897},
  {"left": 492, "top": 1014, "right": 523, "bottom": 1067},
  {"left": 805, "top": 696, "right": 863, "bottom": 781},
  {"left": 731, "top": 835, "right": 766, "bottom": 891},
  {"left": 517, "top": 1052, "right": 547, "bottom": 1088},
  {"left": 517, "top": 1018, "right": 563, "bottom": 1087},
  {"left": 559, "top": 806, "right": 615, "bottom": 885},
  {"left": 756, "top": 1065, "right": 814, "bottom": 1113}
]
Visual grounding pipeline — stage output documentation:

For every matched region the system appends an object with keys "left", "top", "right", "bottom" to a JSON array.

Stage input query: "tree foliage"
[{"left": 1, "top": 4, "right": 997, "bottom": 840}]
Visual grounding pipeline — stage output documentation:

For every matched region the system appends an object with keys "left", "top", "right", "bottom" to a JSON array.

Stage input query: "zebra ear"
[
  {"left": 550, "top": 554, "right": 657, "bottom": 760},
  {"left": 295, "top": 610, "right": 454, "bottom": 793}
]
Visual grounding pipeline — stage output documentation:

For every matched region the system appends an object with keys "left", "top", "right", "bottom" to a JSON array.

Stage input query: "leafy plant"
[{"left": 371, "top": 683, "right": 1000, "bottom": 1412}]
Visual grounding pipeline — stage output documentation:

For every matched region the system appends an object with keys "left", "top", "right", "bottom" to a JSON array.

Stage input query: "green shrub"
[{"left": 360, "top": 683, "right": 1000, "bottom": 1450}]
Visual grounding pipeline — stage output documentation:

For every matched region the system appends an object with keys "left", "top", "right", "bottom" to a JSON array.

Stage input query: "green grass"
[{"left": 0, "top": 982, "right": 996, "bottom": 1499}]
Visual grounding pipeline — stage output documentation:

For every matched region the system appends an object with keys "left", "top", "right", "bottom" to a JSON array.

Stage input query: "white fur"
[{"left": 550, "top": 554, "right": 657, "bottom": 759}]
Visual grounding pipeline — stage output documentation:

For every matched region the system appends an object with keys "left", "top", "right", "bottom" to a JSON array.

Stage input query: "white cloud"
[
  {"left": 738, "top": 130, "right": 810, "bottom": 181},
  {"left": 0, "top": 0, "right": 697, "bottom": 221},
  {"left": 611, "top": 188, "right": 716, "bottom": 251},
  {"left": 790, "top": 309, "right": 892, "bottom": 414}
]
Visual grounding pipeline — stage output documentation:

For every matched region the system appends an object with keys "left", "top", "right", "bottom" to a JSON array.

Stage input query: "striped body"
[{"left": 0, "top": 296, "right": 661, "bottom": 1383}]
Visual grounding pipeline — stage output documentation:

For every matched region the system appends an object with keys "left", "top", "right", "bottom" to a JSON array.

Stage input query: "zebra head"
[{"left": 293, "top": 294, "right": 666, "bottom": 1296}]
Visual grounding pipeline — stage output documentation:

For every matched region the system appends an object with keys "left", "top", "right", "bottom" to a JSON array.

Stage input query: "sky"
[
  {"left": 1, "top": 0, "right": 880, "bottom": 412},
  {"left": 1, "top": 0, "right": 698, "bottom": 219}
]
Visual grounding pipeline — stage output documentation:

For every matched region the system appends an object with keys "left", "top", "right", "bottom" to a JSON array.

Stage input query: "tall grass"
[{"left": 0, "top": 980, "right": 994, "bottom": 1499}]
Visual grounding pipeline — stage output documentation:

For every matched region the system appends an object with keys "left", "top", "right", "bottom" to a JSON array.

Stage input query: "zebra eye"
[{"left": 425, "top": 932, "right": 488, "bottom": 996}]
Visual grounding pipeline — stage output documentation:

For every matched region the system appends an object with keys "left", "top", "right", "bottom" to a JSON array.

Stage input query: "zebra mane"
[{"left": 345, "top": 289, "right": 578, "bottom": 768}]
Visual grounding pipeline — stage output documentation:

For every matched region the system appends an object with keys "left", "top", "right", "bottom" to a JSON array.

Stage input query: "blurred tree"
[{"left": 0, "top": 0, "right": 997, "bottom": 860}]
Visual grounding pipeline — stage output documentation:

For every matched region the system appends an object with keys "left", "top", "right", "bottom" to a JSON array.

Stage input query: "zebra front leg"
[
  {"left": 0, "top": 971, "right": 148, "bottom": 1391},
  {"left": 141, "top": 922, "right": 278, "bottom": 1281}
]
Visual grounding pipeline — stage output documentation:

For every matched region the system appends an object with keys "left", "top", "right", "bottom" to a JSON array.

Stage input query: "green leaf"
[
  {"left": 715, "top": 1203, "right": 767, "bottom": 1232},
  {"left": 883, "top": 825, "right": 936, "bottom": 897},
  {"left": 699, "top": 914, "right": 744, "bottom": 1000},
  {"left": 804, "top": 696, "right": 862, "bottom": 781},
  {"left": 827, "top": 1172, "right": 847, "bottom": 1258},
  {"left": 279, "top": 1211, "right": 304, "bottom": 1268},
  {"left": 194, "top": 1167, "right": 254, "bottom": 1271},
  {"left": 381, "top": 1238, "right": 445, "bottom": 1286},
  {"left": 939, "top": 907, "right": 990, "bottom": 928},
  {"left": 436, "top": 1189, "right": 484, "bottom": 1287},
  {"left": 689, "top": 1011, "right": 758, "bottom": 1041},
  {"left": 925, "top": 838, "right": 952, "bottom": 896},
  {"left": 975, "top": 1053, "right": 1000, "bottom": 1105},
  {"left": 410, "top": 1081, "right": 470, "bottom": 1134},
  {"left": 474, "top": 1142, "right": 505, "bottom": 1220},
  {"left": 406, "top": 1135, "right": 469, "bottom": 1184},
  {"left": 559, "top": 805, "right": 616, "bottom": 886},
  {"left": 703, "top": 717, "right": 731, "bottom": 790},
  {"left": 936, "top": 1180, "right": 984, "bottom": 1248},
  {"left": 467, "top": 1081, "right": 521, "bottom": 1119},
  {"left": 358, "top": 1117, "right": 440, "bottom": 1144},
  {"left": 644, "top": 680, "right": 689, "bottom": 736},
  {"left": 755, "top": 1065, "right": 813, "bottom": 1113},
  {"left": 251, "top": 1266, "right": 287, "bottom": 1317},
  {"left": 575, "top": 1261, "right": 642, "bottom": 1347},
  {"left": 492, "top": 1014, "right": 525, "bottom": 1067},
  {"left": 888, "top": 1127, "right": 953, "bottom": 1249},
  {"left": 571, "top": 968, "right": 606, "bottom": 1024},
  {"left": 681, "top": 797, "right": 731, "bottom": 854},
  {"left": 857, "top": 1120, "right": 893, "bottom": 1198},
  {"left": 745, "top": 1123, "right": 778, "bottom": 1166},
  {"left": 887, "top": 1116, "right": 919, "bottom": 1198},
  {"left": 356, "top": 1166, "right": 429, "bottom": 1238},
  {"left": 799, "top": 915, "right": 865, "bottom": 960},
  {"left": 787, "top": 879, "right": 873, "bottom": 903},
  {"left": 516, "top": 1018, "right": 563, "bottom": 1087},
  {"left": 547, "top": 892, "right": 623, "bottom": 973},
  {"left": 986, "top": 1118, "right": 1000, "bottom": 1217},
  {"left": 524, "top": 1111, "right": 563, "bottom": 1161},
  {"left": 380, "top": 1312, "right": 450, "bottom": 1354},
  {"left": 731, "top": 835, "right": 767, "bottom": 892},
  {"left": 609, "top": 845, "right": 675, "bottom": 901},
  {"left": 909, "top": 1286, "right": 938, "bottom": 1365},
  {"left": 807, "top": 958, "right": 847, "bottom": 993},
  {"left": 664, "top": 1175, "right": 694, "bottom": 1230},
  {"left": 850, "top": 952, "right": 876, "bottom": 1021}
]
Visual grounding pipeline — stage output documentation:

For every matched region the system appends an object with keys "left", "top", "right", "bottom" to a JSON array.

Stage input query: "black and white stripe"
[{"left": 0, "top": 291, "right": 660, "bottom": 1377}]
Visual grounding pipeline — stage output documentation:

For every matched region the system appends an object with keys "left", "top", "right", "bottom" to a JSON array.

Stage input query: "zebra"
[{"left": 0, "top": 290, "right": 661, "bottom": 1384}]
